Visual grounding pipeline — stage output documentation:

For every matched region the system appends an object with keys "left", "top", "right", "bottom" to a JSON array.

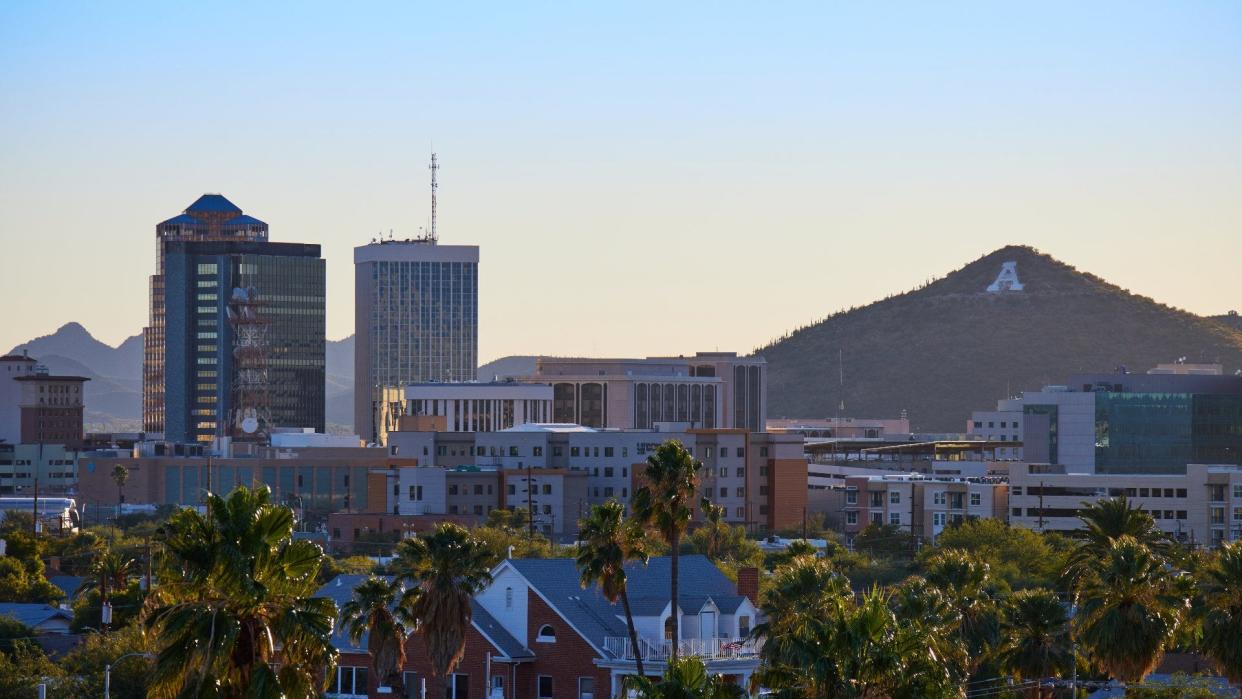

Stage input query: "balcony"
[{"left": 603, "top": 636, "right": 761, "bottom": 662}]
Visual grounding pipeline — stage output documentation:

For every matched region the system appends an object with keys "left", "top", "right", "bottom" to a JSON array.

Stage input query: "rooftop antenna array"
[{"left": 428, "top": 152, "right": 439, "bottom": 243}]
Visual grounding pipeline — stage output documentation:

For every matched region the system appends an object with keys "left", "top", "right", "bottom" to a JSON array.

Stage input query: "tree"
[
  {"left": 1074, "top": 536, "right": 1187, "bottom": 684},
  {"left": 994, "top": 589, "right": 1074, "bottom": 697},
  {"left": 763, "top": 538, "right": 820, "bottom": 572},
  {"left": 394, "top": 523, "right": 494, "bottom": 699},
  {"left": 143, "top": 485, "right": 339, "bottom": 699},
  {"left": 698, "top": 497, "right": 727, "bottom": 561},
  {"left": 77, "top": 548, "right": 137, "bottom": 630},
  {"left": 927, "top": 518, "right": 1068, "bottom": 590},
  {"left": 340, "top": 576, "right": 414, "bottom": 694},
  {"left": 0, "top": 556, "right": 63, "bottom": 604},
  {"left": 888, "top": 577, "right": 970, "bottom": 688},
  {"left": 0, "top": 640, "right": 63, "bottom": 698},
  {"left": 112, "top": 464, "right": 130, "bottom": 505},
  {"left": 1066, "top": 497, "right": 1170, "bottom": 596},
  {"left": 920, "top": 549, "right": 1004, "bottom": 675},
  {"left": 1198, "top": 540, "right": 1242, "bottom": 684},
  {"left": 0, "top": 615, "right": 33, "bottom": 656},
  {"left": 853, "top": 523, "right": 912, "bottom": 560},
  {"left": 58, "top": 624, "right": 154, "bottom": 699},
  {"left": 752, "top": 557, "right": 960, "bottom": 698},
  {"left": 577, "top": 501, "right": 651, "bottom": 680},
  {"left": 632, "top": 655, "right": 745, "bottom": 699},
  {"left": 632, "top": 440, "right": 700, "bottom": 662}
]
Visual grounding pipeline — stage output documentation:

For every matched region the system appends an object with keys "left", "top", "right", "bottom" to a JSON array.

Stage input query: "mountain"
[
  {"left": 9, "top": 323, "right": 142, "bottom": 381},
  {"left": 758, "top": 245, "right": 1242, "bottom": 432},
  {"left": 478, "top": 355, "right": 540, "bottom": 380}
]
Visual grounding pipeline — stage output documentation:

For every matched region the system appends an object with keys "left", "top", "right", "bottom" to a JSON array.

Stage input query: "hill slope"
[{"left": 759, "top": 246, "right": 1242, "bottom": 432}]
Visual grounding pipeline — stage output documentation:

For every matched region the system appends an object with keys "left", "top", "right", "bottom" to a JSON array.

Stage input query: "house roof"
[
  {"left": 314, "top": 575, "right": 532, "bottom": 659},
  {"left": 505, "top": 555, "right": 747, "bottom": 654},
  {"left": 0, "top": 603, "right": 73, "bottom": 630},
  {"left": 48, "top": 575, "right": 84, "bottom": 600}
]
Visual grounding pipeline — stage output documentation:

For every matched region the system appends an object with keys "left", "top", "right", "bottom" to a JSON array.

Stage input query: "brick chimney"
[{"left": 736, "top": 566, "right": 759, "bottom": 605}]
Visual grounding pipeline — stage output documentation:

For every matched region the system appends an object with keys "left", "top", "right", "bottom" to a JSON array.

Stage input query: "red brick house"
[{"left": 316, "top": 556, "right": 762, "bottom": 699}]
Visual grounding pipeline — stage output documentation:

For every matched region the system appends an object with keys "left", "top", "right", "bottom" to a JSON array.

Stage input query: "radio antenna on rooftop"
[{"left": 428, "top": 152, "right": 439, "bottom": 243}]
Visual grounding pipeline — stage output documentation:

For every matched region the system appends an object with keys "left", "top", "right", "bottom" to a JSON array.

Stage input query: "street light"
[{"left": 105, "top": 651, "right": 154, "bottom": 699}]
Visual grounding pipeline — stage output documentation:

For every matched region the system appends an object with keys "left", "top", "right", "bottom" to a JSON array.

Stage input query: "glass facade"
[
  {"left": 163, "top": 240, "right": 325, "bottom": 443},
  {"left": 1095, "top": 393, "right": 1242, "bottom": 474}
]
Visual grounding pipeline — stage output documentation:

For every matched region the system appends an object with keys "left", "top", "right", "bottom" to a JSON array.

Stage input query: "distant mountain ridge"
[{"left": 758, "top": 245, "right": 1242, "bottom": 432}]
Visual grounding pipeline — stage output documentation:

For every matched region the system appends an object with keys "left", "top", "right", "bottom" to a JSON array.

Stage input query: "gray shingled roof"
[
  {"left": 506, "top": 555, "right": 746, "bottom": 654},
  {"left": 314, "top": 575, "right": 531, "bottom": 659},
  {"left": 48, "top": 575, "right": 83, "bottom": 600},
  {"left": 0, "top": 603, "right": 73, "bottom": 630}
]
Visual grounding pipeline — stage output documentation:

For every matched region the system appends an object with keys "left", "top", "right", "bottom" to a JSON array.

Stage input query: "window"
[
  {"left": 736, "top": 487, "right": 744, "bottom": 497},
  {"left": 933, "top": 491, "right": 946, "bottom": 506},
  {"left": 932, "top": 512, "right": 947, "bottom": 527},
  {"left": 510, "top": 446, "right": 520, "bottom": 457},
  {"left": 579, "top": 677, "right": 596, "bottom": 699},
  {"left": 1177, "top": 489, "right": 1187, "bottom": 498},
  {"left": 604, "top": 447, "right": 614, "bottom": 457},
  {"left": 404, "top": 673, "right": 421, "bottom": 699},
  {"left": 505, "top": 587, "right": 514, "bottom": 608},
  {"left": 1234, "top": 485, "right": 1242, "bottom": 499},
  {"left": 542, "top": 484, "right": 552, "bottom": 495},
  {"left": 474, "top": 484, "right": 484, "bottom": 495},
  {"left": 447, "top": 674, "right": 469, "bottom": 699},
  {"left": 449, "top": 484, "right": 458, "bottom": 495},
  {"left": 1012, "top": 508, "right": 1022, "bottom": 517},
  {"left": 538, "top": 676, "right": 554, "bottom": 699},
  {"left": 571, "top": 447, "right": 580, "bottom": 457},
  {"left": 507, "top": 484, "right": 516, "bottom": 496},
  {"left": 738, "top": 614, "right": 751, "bottom": 637},
  {"left": 331, "top": 666, "right": 368, "bottom": 696},
  {"left": 970, "top": 493, "right": 982, "bottom": 506},
  {"left": 1233, "top": 507, "right": 1242, "bottom": 522},
  {"left": 604, "top": 467, "right": 614, "bottom": 478},
  {"left": 846, "top": 511, "right": 858, "bottom": 525},
  {"left": 1139, "top": 488, "right": 1149, "bottom": 498},
  {"left": 736, "top": 467, "right": 745, "bottom": 478},
  {"left": 533, "top": 446, "right": 543, "bottom": 457},
  {"left": 870, "top": 512, "right": 883, "bottom": 525},
  {"left": 889, "top": 491, "right": 900, "bottom": 504},
  {"left": 845, "top": 490, "right": 857, "bottom": 504},
  {"left": 759, "top": 447, "right": 768, "bottom": 457},
  {"left": 736, "top": 507, "right": 745, "bottom": 518},
  {"left": 719, "top": 487, "right": 727, "bottom": 498}
]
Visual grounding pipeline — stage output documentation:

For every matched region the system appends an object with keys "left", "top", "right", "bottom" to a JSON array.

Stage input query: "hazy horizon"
[{"left": 3, "top": 2, "right": 1240, "bottom": 360}]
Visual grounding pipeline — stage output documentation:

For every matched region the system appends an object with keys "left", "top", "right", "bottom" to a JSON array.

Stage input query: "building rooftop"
[
  {"left": 0, "top": 603, "right": 73, "bottom": 630},
  {"left": 185, "top": 194, "right": 242, "bottom": 214},
  {"left": 224, "top": 214, "right": 266, "bottom": 226},
  {"left": 501, "top": 423, "right": 598, "bottom": 433}
]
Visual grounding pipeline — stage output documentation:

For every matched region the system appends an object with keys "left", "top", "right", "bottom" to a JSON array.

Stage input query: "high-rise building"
[
  {"left": 144, "top": 195, "right": 325, "bottom": 444},
  {"left": 354, "top": 240, "right": 479, "bottom": 443},
  {"left": 144, "top": 195, "right": 269, "bottom": 435},
  {"left": 1, "top": 351, "right": 88, "bottom": 448}
]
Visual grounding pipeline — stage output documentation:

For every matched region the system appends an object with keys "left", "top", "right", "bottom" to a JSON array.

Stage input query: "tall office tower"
[
  {"left": 144, "top": 195, "right": 269, "bottom": 435},
  {"left": 354, "top": 240, "right": 479, "bottom": 444},
  {"left": 145, "top": 195, "right": 326, "bottom": 444}
]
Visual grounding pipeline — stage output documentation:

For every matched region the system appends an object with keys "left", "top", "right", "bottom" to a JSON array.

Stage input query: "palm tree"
[
  {"left": 577, "top": 501, "right": 651, "bottom": 680},
  {"left": 1066, "top": 496, "right": 1170, "bottom": 595},
  {"left": 340, "top": 576, "right": 415, "bottom": 695},
  {"left": 699, "top": 497, "right": 727, "bottom": 561},
  {"left": 632, "top": 655, "right": 745, "bottom": 699},
  {"left": 753, "top": 559, "right": 958, "bottom": 699},
  {"left": 889, "top": 577, "right": 970, "bottom": 688},
  {"left": 111, "top": 465, "right": 130, "bottom": 505},
  {"left": 143, "top": 485, "right": 339, "bottom": 699},
  {"left": 632, "top": 440, "right": 700, "bottom": 661},
  {"left": 921, "top": 549, "right": 1003, "bottom": 674},
  {"left": 78, "top": 548, "right": 136, "bottom": 630},
  {"left": 1199, "top": 540, "right": 1242, "bottom": 684},
  {"left": 994, "top": 589, "right": 1074, "bottom": 698},
  {"left": 1074, "top": 536, "right": 1187, "bottom": 684},
  {"left": 394, "top": 522, "right": 494, "bottom": 699}
]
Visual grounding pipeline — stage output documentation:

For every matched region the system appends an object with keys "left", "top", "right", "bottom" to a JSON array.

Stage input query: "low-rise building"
[
  {"left": 405, "top": 382, "right": 554, "bottom": 433},
  {"left": 389, "top": 425, "right": 807, "bottom": 534},
  {"left": 1009, "top": 462, "right": 1242, "bottom": 548},
  {"left": 319, "top": 555, "right": 762, "bottom": 699},
  {"left": 839, "top": 473, "right": 1009, "bottom": 544}
]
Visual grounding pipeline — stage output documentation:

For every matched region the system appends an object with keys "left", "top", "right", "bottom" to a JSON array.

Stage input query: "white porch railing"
[{"left": 603, "top": 636, "right": 761, "bottom": 661}]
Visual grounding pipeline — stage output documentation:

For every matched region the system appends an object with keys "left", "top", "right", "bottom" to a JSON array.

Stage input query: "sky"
[{"left": 2, "top": 1, "right": 1240, "bottom": 362}]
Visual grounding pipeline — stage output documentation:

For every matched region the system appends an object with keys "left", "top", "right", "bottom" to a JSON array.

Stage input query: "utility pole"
[
  {"left": 31, "top": 476, "right": 39, "bottom": 538},
  {"left": 144, "top": 537, "right": 153, "bottom": 591},
  {"left": 802, "top": 507, "right": 808, "bottom": 540}
]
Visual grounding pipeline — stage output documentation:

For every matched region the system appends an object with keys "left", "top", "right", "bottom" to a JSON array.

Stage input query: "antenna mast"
[{"left": 428, "top": 152, "right": 439, "bottom": 243}]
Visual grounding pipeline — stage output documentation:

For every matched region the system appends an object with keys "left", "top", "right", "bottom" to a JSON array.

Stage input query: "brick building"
[{"left": 318, "top": 555, "right": 762, "bottom": 699}]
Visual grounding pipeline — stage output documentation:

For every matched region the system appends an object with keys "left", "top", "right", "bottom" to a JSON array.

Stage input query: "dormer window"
[{"left": 537, "top": 625, "right": 556, "bottom": 643}]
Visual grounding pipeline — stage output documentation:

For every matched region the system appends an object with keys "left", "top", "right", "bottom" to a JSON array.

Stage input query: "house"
[
  {"left": 0, "top": 603, "right": 74, "bottom": 635},
  {"left": 48, "top": 575, "right": 85, "bottom": 601},
  {"left": 319, "top": 555, "right": 762, "bottom": 699}
]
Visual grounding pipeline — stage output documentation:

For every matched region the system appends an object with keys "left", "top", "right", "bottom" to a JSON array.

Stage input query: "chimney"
[{"left": 736, "top": 567, "right": 759, "bottom": 605}]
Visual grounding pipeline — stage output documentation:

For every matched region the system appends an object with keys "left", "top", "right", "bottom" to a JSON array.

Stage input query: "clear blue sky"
[{"left": 2, "top": 1, "right": 1240, "bottom": 360}]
